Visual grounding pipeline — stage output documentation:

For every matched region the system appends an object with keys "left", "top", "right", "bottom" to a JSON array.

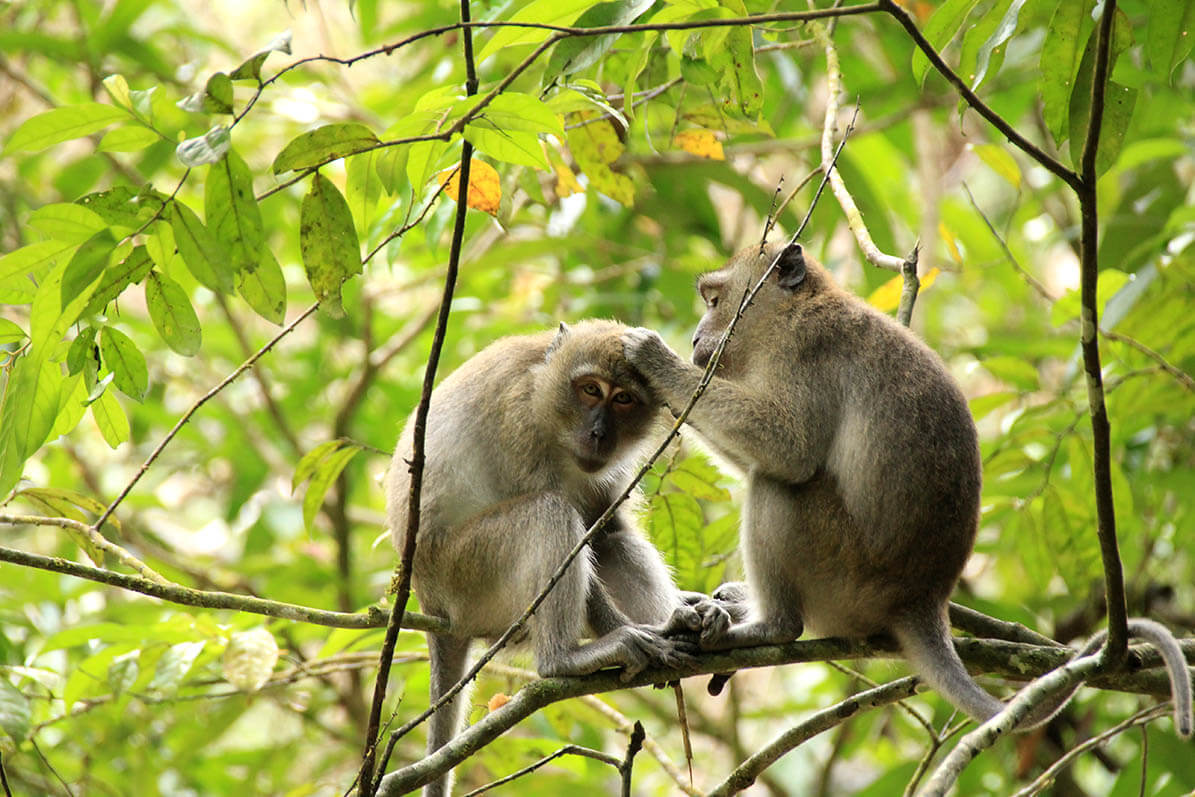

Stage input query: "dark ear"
[
  {"left": 545, "top": 322, "right": 570, "bottom": 362},
  {"left": 775, "top": 242, "right": 806, "bottom": 290}
]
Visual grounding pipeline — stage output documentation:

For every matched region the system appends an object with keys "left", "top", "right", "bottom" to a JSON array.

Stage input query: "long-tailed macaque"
[
  {"left": 386, "top": 320, "right": 696, "bottom": 797},
  {"left": 624, "top": 242, "right": 1192, "bottom": 735}
]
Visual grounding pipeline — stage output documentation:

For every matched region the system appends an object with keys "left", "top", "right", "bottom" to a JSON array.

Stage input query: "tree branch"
[
  {"left": 376, "top": 634, "right": 1195, "bottom": 796},
  {"left": 878, "top": 0, "right": 1081, "bottom": 192},
  {"left": 1075, "top": 0, "right": 1129, "bottom": 665},
  {"left": 0, "top": 543, "right": 445, "bottom": 632}
]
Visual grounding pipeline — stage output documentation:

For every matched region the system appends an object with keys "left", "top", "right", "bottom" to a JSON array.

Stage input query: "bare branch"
[
  {"left": 1, "top": 514, "right": 167, "bottom": 585},
  {"left": 0, "top": 543, "right": 445, "bottom": 631},
  {"left": 461, "top": 745, "right": 621, "bottom": 797}
]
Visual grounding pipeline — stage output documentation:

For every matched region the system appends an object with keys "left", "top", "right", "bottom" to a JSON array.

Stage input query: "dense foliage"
[{"left": 1, "top": 0, "right": 1193, "bottom": 794}]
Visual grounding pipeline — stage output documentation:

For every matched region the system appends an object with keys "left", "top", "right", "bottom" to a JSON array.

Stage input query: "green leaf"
[
  {"left": 205, "top": 148, "right": 264, "bottom": 275},
  {"left": 912, "top": 0, "right": 981, "bottom": 86},
  {"left": 27, "top": 202, "right": 107, "bottom": 243},
  {"left": 545, "top": 0, "right": 654, "bottom": 77},
  {"left": 300, "top": 172, "right": 362, "bottom": 317},
  {"left": 406, "top": 139, "right": 453, "bottom": 193},
  {"left": 145, "top": 270, "right": 202, "bottom": 356},
  {"left": 171, "top": 200, "right": 235, "bottom": 293},
  {"left": 476, "top": 0, "right": 601, "bottom": 64},
  {"left": 971, "top": 143, "right": 1022, "bottom": 188},
  {"left": 4, "top": 102, "right": 130, "bottom": 153},
  {"left": 971, "top": 0, "right": 1028, "bottom": 90},
  {"left": 272, "top": 123, "right": 381, "bottom": 174},
  {"left": 98, "top": 124, "right": 160, "bottom": 152},
  {"left": 99, "top": 326, "right": 148, "bottom": 401},
  {"left": 0, "top": 317, "right": 25, "bottom": 345},
  {"left": 147, "top": 641, "right": 205, "bottom": 694},
  {"left": 1146, "top": 0, "right": 1195, "bottom": 82},
  {"left": 91, "top": 388, "right": 130, "bottom": 448},
  {"left": 235, "top": 247, "right": 287, "bottom": 325},
  {"left": 222, "top": 628, "right": 279, "bottom": 692},
  {"left": 76, "top": 186, "right": 162, "bottom": 228},
  {"left": 980, "top": 355, "right": 1039, "bottom": 391},
  {"left": 957, "top": 0, "right": 1012, "bottom": 94},
  {"left": 293, "top": 441, "right": 344, "bottom": 492},
  {"left": 0, "top": 241, "right": 73, "bottom": 303},
  {"left": 81, "top": 245, "right": 153, "bottom": 318},
  {"left": 67, "top": 326, "right": 98, "bottom": 375},
  {"left": 1069, "top": 78, "right": 1138, "bottom": 178},
  {"left": 645, "top": 491, "right": 704, "bottom": 589},
  {"left": 0, "top": 678, "right": 32, "bottom": 743},
  {"left": 230, "top": 30, "right": 293, "bottom": 81},
  {"left": 61, "top": 229, "right": 117, "bottom": 310},
  {"left": 465, "top": 124, "right": 548, "bottom": 168},
  {"left": 49, "top": 374, "right": 88, "bottom": 440},
  {"left": 709, "top": 25, "right": 763, "bottom": 118},
  {"left": 302, "top": 444, "right": 362, "bottom": 531},
  {"left": 474, "top": 93, "right": 565, "bottom": 138}
]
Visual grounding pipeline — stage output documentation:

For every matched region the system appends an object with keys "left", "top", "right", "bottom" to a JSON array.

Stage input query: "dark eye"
[
  {"left": 613, "top": 392, "right": 635, "bottom": 405},
  {"left": 582, "top": 383, "right": 601, "bottom": 397}
]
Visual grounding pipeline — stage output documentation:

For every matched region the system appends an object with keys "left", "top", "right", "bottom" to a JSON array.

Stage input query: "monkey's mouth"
[{"left": 575, "top": 455, "right": 607, "bottom": 473}]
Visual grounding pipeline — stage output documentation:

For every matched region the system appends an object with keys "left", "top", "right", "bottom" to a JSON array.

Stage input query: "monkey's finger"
[
  {"left": 707, "top": 672, "right": 734, "bottom": 696},
  {"left": 662, "top": 605, "right": 703, "bottom": 636}
]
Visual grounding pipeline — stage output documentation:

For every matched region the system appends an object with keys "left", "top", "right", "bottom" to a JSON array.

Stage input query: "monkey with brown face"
[
  {"left": 624, "top": 243, "right": 1192, "bottom": 733},
  {"left": 387, "top": 320, "right": 697, "bottom": 797}
]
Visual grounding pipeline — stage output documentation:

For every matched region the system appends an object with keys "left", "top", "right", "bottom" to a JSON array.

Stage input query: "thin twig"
[
  {"left": 878, "top": 0, "right": 1080, "bottom": 192},
  {"left": 619, "top": 721, "right": 646, "bottom": 797},
  {"left": 90, "top": 303, "right": 319, "bottom": 532},
  {"left": 918, "top": 652, "right": 1105, "bottom": 797},
  {"left": 359, "top": 3, "right": 479, "bottom": 793},
  {"left": 1009, "top": 704, "right": 1168, "bottom": 797},
  {"left": 707, "top": 677, "right": 921, "bottom": 797},
  {"left": 1, "top": 514, "right": 167, "bottom": 584},
  {"left": 0, "top": 750, "right": 12, "bottom": 797},
  {"left": 461, "top": 746, "right": 620, "bottom": 797}
]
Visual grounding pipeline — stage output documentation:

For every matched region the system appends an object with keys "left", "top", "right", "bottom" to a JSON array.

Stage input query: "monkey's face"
[
  {"left": 568, "top": 373, "right": 653, "bottom": 472},
  {"left": 693, "top": 267, "right": 739, "bottom": 370}
]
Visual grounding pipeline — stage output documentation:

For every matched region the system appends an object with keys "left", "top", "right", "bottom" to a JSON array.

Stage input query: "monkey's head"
[
  {"left": 539, "top": 321, "right": 659, "bottom": 474},
  {"left": 693, "top": 242, "right": 819, "bottom": 373}
]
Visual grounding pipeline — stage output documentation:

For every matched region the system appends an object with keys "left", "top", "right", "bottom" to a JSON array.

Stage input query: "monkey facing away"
[
  {"left": 386, "top": 320, "right": 697, "bottom": 797},
  {"left": 624, "top": 242, "right": 1192, "bottom": 734}
]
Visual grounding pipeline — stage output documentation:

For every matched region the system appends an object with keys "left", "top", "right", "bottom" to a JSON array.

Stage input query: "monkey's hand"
[
  {"left": 610, "top": 625, "right": 697, "bottom": 682},
  {"left": 623, "top": 327, "right": 688, "bottom": 392}
]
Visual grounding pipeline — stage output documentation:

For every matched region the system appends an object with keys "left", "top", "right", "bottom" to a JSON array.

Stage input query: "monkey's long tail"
[
  {"left": 892, "top": 606, "right": 1005, "bottom": 724},
  {"left": 896, "top": 611, "right": 1194, "bottom": 737}
]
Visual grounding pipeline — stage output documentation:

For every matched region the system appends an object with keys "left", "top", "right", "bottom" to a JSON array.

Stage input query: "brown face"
[
  {"left": 570, "top": 374, "right": 650, "bottom": 472},
  {"left": 693, "top": 268, "right": 734, "bottom": 369}
]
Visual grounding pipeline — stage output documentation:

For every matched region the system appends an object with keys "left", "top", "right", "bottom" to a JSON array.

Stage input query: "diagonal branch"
[{"left": 878, "top": 0, "right": 1081, "bottom": 192}]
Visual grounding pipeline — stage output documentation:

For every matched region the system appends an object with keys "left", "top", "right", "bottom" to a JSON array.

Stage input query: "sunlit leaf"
[
  {"left": 146, "top": 270, "right": 202, "bottom": 356},
  {"left": 273, "top": 123, "right": 381, "bottom": 174},
  {"left": 82, "top": 245, "right": 153, "bottom": 318},
  {"left": 4, "top": 102, "right": 129, "bottom": 153},
  {"left": 439, "top": 158, "right": 502, "bottom": 216},
  {"left": 171, "top": 200, "right": 235, "bottom": 294},
  {"left": 206, "top": 148, "right": 264, "bottom": 275},
  {"left": 300, "top": 172, "right": 362, "bottom": 317},
  {"left": 912, "top": 0, "right": 981, "bottom": 86},
  {"left": 99, "top": 326, "right": 148, "bottom": 401},
  {"left": 236, "top": 247, "right": 287, "bottom": 325}
]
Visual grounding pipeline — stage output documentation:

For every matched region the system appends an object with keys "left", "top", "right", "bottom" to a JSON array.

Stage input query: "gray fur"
[
  {"left": 386, "top": 320, "right": 696, "bottom": 797},
  {"left": 625, "top": 244, "right": 1192, "bottom": 733}
]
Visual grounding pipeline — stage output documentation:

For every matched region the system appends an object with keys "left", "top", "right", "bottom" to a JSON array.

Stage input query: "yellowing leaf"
[
  {"left": 554, "top": 162, "right": 582, "bottom": 198},
  {"left": 939, "top": 223, "right": 964, "bottom": 266},
  {"left": 439, "top": 159, "right": 501, "bottom": 216},
  {"left": 674, "top": 129, "right": 725, "bottom": 160},
  {"left": 867, "top": 267, "right": 940, "bottom": 312}
]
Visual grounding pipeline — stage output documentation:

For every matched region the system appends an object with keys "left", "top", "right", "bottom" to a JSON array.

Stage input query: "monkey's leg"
[{"left": 423, "top": 633, "right": 472, "bottom": 797}]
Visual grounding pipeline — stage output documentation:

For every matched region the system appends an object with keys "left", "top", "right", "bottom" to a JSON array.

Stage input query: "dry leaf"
[
  {"left": 554, "top": 161, "right": 583, "bottom": 198},
  {"left": 487, "top": 692, "right": 510, "bottom": 712},
  {"left": 674, "top": 129, "right": 725, "bottom": 160},
  {"left": 439, "top": 158, "right": 501, "bottom": 216}
]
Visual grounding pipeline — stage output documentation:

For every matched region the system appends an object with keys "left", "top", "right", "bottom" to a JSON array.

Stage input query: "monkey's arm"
[{"left": 624, "top": 328, "right": 826, "bottom": 484}]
